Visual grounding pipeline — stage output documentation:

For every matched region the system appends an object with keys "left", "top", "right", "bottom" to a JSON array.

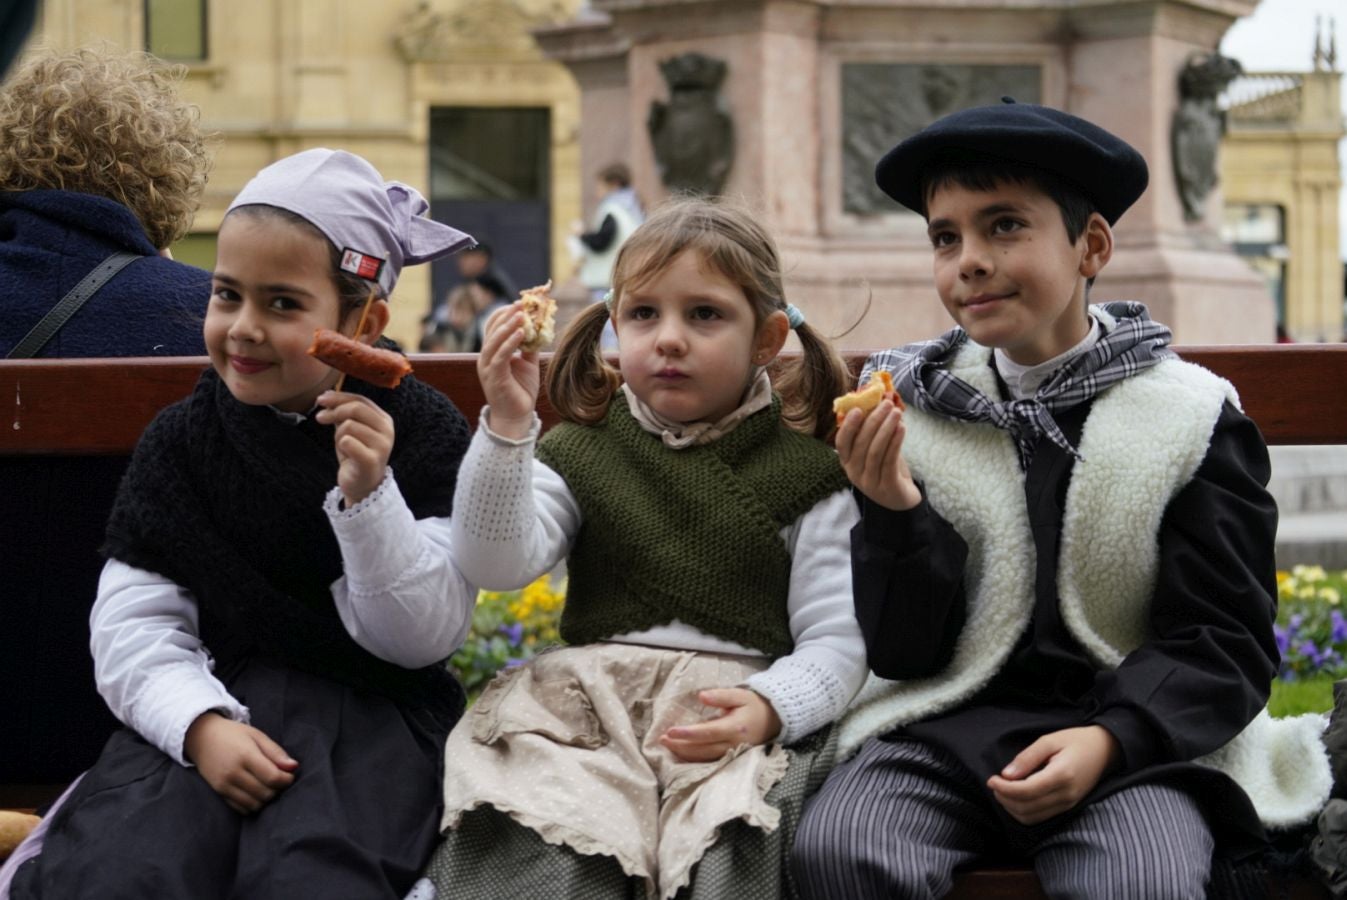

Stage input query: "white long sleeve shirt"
[
  {"left": 90, "top": 470, "right": 476, "bottom": 766},
  {"left": 450, "top": 410, "right": 868, "bottom": 744}
]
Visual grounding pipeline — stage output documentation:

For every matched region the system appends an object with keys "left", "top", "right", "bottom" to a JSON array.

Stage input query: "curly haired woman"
[
  {"left": 0, "top": 46, "right": 215, "bottom": 357},
  {"left": 0, "top": 47, "right": 216, "bottom": 787}
]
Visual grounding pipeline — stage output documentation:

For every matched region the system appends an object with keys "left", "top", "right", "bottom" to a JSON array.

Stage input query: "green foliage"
[
  {"left": 1269, "top": 673, "right": 1334, "bottom": 717},
  {"left": 448, "top": 575, "right": 565, "bottom": 700},
  {"left": 1277, "top": 565, "right": 1347, "bottom": 682}
]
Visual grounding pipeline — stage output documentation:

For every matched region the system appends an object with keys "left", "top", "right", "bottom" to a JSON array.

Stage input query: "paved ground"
[{"left": 1270, "top": 446, "right": 1347, "bottom": 569}]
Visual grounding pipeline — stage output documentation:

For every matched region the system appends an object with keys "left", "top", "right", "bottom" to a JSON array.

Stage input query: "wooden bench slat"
[
  {"left": 2, "top": 345, "right": 1344, "bottom": 456},
  {"left": 1186, "top": 345, "right": 1347, "bottom": 445}
]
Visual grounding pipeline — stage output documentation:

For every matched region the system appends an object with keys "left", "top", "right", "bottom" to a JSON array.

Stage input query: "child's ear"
[
  {"left": 347, "top": 298, "right": 391, "bottom": 345},
  {"left": 1079, "top": 213, "right": 1114, "bottom": 280},
  {"left": 753, "top": 309, "right": 790, "bottom": 365}
]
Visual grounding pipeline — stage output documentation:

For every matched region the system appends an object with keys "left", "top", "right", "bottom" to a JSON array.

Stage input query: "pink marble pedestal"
[{"left": 536, "top": 0, "right": 1274, "bottom": 349}]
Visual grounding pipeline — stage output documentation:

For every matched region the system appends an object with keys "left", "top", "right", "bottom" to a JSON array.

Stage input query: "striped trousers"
[{"left": 792, "top": 737, "right": 1214, "bottom": 900}]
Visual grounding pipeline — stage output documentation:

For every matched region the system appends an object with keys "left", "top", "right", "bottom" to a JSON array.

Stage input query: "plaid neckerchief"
[{"left": 863, "top": 302, "right": 1175, "bottom": 470}]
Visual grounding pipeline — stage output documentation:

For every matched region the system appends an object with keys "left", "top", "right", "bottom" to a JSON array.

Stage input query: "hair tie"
[
  {"left": 785, "top": 303, "right": 805, "bottom": 329},
  {"left": 603, "top": 289, "right": 614, "bottom": 310}
]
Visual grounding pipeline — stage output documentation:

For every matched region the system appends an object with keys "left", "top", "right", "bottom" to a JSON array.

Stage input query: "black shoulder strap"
[{"left": 6, "top": 251, "right": 140, "bottom": 359}]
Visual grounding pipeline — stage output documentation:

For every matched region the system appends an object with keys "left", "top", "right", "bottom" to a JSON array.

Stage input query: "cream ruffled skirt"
[{"left": 441, "top": 644, "right": 790, "bottom": 900}]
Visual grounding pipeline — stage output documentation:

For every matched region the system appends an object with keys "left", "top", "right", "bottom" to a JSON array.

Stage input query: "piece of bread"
[
  {"left": 307, "top": 329, "right": 413, "bottom": 389},
  {"left": 0, "top": 810, "right": 40, "bottom": 859},
  {"left": 519, "top": 280, "right": 557, "bottom": 353},
  {"left": 833, "top": 370, "right": 904, "bottom": 426}
]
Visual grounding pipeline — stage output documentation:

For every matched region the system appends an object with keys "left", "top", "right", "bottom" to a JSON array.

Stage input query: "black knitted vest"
[{"left": 103, "top": 367, "right": 469, "bottom": 721}]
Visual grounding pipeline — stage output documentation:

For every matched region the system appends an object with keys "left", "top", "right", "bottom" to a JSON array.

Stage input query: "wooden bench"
[{"left": 3, "top": 346, "right": 1342, "bottom": 898}]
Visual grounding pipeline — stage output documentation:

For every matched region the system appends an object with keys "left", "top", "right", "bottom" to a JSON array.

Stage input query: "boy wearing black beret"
[{"left": 792, "top": 101, "right": 1330, "bottom": 898}]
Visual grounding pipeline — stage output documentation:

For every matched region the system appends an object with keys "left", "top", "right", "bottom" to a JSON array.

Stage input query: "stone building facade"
[
  {"left": 20, "top": 0, "right": 1343, "bottom": 347},
  {"left": 1221, "top": 42, "right": 1344, "bottom": 343},
  {"left": 25, "top": 0, "right": 586, "bottom": 347}
]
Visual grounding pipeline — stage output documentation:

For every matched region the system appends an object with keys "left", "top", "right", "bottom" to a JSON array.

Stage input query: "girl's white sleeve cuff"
[
  {"left": 131, "top": 662, "right": 250, "bottom": 767},
  {"left": 324, "top": 468, "right": 420, "bottom": 590},
  {"left": 749, "top": 487, "right": 868, "bottom": 743},
  {"left": 92, "top": 560, "right": 249, "bottom": 767},
  {"left": 325, "top": 468, "right": 476, "bottom": 667},
  {"left": 450, "top": 412, "right": 577, "bottom": 590}
]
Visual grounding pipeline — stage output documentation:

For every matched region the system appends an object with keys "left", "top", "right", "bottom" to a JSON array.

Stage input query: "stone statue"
[
  {"left": 1172, "top": 52, "right": 1242, "bottom": 222},
  {"left": 647, "top": 53, "right": 734, "bottom": 195}
]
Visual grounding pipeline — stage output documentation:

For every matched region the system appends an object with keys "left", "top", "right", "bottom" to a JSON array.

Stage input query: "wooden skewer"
[{"left": 332, "top": 287, "right": 379, "bottom": 392}]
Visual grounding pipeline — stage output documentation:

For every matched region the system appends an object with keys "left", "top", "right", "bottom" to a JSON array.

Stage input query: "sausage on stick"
[{"left": 307, "top": 287, "right": 411, "bottom": 389}]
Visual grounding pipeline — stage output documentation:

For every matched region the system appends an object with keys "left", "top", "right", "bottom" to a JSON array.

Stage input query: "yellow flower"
[
  {"left": 1293, "top": 564, "right": 1328, "bottom": 583},
  {"left": 1319, "top": 586, "right": 1342, "bottom": 605},
  {"left": 1299, "top": 586, "right": 1317, "bottom": 600}
]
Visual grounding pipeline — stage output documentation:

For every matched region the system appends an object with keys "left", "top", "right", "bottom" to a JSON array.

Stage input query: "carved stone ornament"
[
  {"left": 394, "top": 0, "right": 571, "bottom": 62},
  {"left": 647, "top": 53, "right": 734, "bottom": 195},
  {"left": 841, "top": 64, "right": 1040, "bottom": 214},
  {"left": 1172, "top": 52, "right": 1242, "bottom": 222}
]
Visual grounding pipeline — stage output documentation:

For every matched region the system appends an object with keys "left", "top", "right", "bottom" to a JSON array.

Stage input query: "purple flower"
[
  {"left": 1332, "top": 611, "right": 1347, "bottom": 645},
  {"left": 499, "top": 622, "right": 524, "bottom": 645},
  {"left": 1274, "top": 624, "right": 1290, "bottom": 656},
  {"left": 1297, "top": 639, "right": 1323, "bottom": 668},
  {"left": 1289, "top": 613, "right": 1305, "bottom": 633},
  {"left": 504, "top": 657, "right": 526, "bottom": 668}
]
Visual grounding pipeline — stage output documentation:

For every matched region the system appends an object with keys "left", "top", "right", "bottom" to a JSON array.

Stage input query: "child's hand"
[
  {"left": 314, "top": 391, "right": 394, "bottom": 507},
  {"left": 184, "top": 712, "right": 298, "bottom": 815},
  {"left": 659, "top": 688, "right": 782, "bottom": 762},
  {"left": 478, "top": 302, "right": 539, "bottom": 440},
  {"left": 835, "top": 404, "right": 922, "bottom": 511},
  {"left": 987, "top": 725, "right": 1121, "bottom": 825}
]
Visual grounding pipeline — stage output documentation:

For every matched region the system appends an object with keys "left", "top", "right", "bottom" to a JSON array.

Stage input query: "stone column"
[{"left": 537, "top": 0, "right": 1276, "bottom": 348}]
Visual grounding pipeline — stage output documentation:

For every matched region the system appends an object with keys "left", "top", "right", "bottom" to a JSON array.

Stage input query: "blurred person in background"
[{"left": 569, "top": 163, "right": 644, "bottom": 351}]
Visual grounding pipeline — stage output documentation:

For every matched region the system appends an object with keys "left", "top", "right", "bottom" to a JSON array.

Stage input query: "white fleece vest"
[{"left": 836, "top": 341, "right": 1330, "bottom": 829}]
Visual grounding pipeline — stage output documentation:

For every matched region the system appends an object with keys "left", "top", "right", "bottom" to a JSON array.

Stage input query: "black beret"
[{"left": 874, "top": 99, "right": 1149, "bottom": 225}]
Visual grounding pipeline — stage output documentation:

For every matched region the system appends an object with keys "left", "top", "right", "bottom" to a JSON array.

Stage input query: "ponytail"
[
  {"left": 546, "top": 302, "right": 622, "bottom": 426},
  {"left": 773, "top": 321, "right": 850, "bottom": 440}
]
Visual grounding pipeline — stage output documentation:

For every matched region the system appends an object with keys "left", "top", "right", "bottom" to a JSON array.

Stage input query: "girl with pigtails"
[{"left": 422, "top": 196, "right": 869, "bottom": 899}]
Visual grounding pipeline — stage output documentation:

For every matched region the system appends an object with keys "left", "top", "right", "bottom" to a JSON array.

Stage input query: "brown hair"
[
  {"left": 0, "top": 48, "right": 213, "bottom": 248},
  {"left": 547, "top": 196, "right": 849, "bottom": 439}
]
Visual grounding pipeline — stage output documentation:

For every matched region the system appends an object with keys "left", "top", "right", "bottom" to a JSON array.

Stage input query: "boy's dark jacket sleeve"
[{"left": 852, "top": 490, "right": 968, "bottom": 679}]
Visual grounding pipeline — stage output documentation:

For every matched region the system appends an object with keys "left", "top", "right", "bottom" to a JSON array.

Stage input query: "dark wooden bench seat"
[
  {"left": 2, "top": 346, "right": 1341, "bottom": 897},
  {"left": 5, "top": 346, "right": 1347, "bottom": 454}
]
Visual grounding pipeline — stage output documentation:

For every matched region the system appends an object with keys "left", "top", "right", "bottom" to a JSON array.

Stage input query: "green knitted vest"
[{"left": 536, "top": 393, "right": 849, "bottom": 658}]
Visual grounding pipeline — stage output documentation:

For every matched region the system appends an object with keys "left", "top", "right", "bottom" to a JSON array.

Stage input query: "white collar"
[
  {"left": 621, "top": 368, "right": 773, "bottom": 449},
  {"left": 271, "top": 406, "right": 310, "bottom": 425},
  {"left": 993, "top": 317, "right": 1101, "bottom": 401}
]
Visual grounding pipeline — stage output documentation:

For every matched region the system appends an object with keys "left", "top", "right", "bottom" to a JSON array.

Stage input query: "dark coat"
[
  {"left": 0, "top": 189, "right": 212, "bottom": 783},
  {"left": 0, "top": 189, "right": 209, "bottom": 358}
]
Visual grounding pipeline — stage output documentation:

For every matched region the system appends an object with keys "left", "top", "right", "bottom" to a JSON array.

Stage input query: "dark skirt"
[{"left": 9, "top": 658, "right": 453, "bottom": 900}]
